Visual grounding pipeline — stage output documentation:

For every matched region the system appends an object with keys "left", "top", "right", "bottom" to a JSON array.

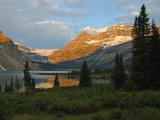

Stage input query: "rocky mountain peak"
[
  {"left": 0, "top": 33, "right": 11, "bottom": 43},
  {"left": 49, "top": 25, "right": 133, "bottom": 63}
]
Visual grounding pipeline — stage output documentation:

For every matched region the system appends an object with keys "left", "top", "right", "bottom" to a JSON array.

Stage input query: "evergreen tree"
[
  {"left": 112, "top": 53, "right": 126, "bottom": 89},
  {"left": 31, "top": 78, "right": 35, "bottom": 90},
  {"left": 8, "top": 78, "right": 14, "bottom": 92},
  {"left": 23, "top": 60, "right": 32, "bottom": 89},
  {"left": 15, "top": 79, "right": 20, "bottom": 91},
  {"left": 54, "top": 74, "right": 60, "bottom": 87},
  {"left": 149, "top": 20, "right": 160, "bottom": 89},
  {"left": 79, "top": 61, "right": 92, "bottom": 87},
  {"left": 4, "top": 78, "right": 14, "bottom": 92},
  {"left": 4, "top": 81, "right": 10, "bottom": 92},
  {"left": 131, "top": 4, "right": 151, "bottom": 90},
  {"left": 0, "top": 85, "right": 1, "bottom": 92},
  {"left": 132, "top": 16, "right": 138, "bottom": 39},
  {"left": 4, "top": 82, "right": 7, "bottom": 92}
]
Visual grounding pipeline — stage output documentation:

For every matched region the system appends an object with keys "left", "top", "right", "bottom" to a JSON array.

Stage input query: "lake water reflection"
[{"left": 0, "top": 71, "right": 79, "bottom": 91}]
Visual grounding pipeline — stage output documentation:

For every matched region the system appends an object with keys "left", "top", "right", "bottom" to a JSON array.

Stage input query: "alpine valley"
[{"left": 2, "top": 24, "right": 159, "bottom": 70}]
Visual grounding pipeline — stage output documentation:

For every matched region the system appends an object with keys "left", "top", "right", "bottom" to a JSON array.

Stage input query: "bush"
[
  {"left": 93, "top": 114, "right": 106, "bottom": 120},
  {"left": 124, "top": 107, "right": 160, "bottom": 120},
  {"left": 108, "top": 109, "right": 123, "bottom": 120},
  {"left": 0, "top": 99, "right": 12, "bottom": 120},
  {"left": 1, "top": 85, "right": 160, "bottom": 118}
]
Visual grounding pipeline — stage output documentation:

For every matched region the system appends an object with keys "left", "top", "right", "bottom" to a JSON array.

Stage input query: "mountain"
[
  {"left": 15, "top": 43, "right": 55, "bottom": 63},
  {"left": 0, "top": 32, "right": 38, "bottom": 71},
  {"left": 49, "top": 25, "right": 132, "bottom": 63},
  {"left": 51, "top": 41, "right": 132, "bottom": 69},
  {"left": 49, "top": 24, "right": 160, "bottom": 69},
  {"left": 79, "top": 41, "right": 132, "bottom": 69}
]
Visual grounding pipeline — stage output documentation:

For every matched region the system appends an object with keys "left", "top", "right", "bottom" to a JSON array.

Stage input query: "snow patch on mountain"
[
  {"left": 85, "top": 40, "right": 100, "bottom": 45},
  {"left": 85, "top": 36, "right": 132, "bottom": 48},
  {"left": 14, "top": 42, "right": 57, "bottom": 56},
  {"left": 114, "top": 36, "right": 132, "bottom": 43},
  {"left": 0, "top": 65, "right": 7, "bottom": 71},
  {"left": 31, "top": 49, "right": 57, "bottom": 56}
]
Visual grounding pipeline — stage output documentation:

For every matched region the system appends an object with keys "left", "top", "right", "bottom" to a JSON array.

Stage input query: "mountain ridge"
[
  {"left": 0, "top": 33, "right": 39, "bottom": 71},
  {"left": 49, "top": 25, "right": 133, "bottom": 63}
]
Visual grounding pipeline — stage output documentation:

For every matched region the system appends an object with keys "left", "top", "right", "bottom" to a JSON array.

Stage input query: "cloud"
[
  {"left": 0, "top": 0, "right": 83, "bottom": 48},
  {"left": 131, "top": 11, "right": 139, "bottom": 17},
  {"left": 67, "top": 0, "right": 92, "bottom": 7},
  {"left": 115, "top": 14, "right": 131, "bottom": 24},
  {"left": 146, "top": 0, "right": 160, "bottom": 21},
  {"left": 23, "top": 20, "right": 71, "bottom": 49},
  {"left": 111, "top": 0, "right": 160, "bottom": 24},
  {"left": 68, "top": 0, "right": 81, "bottom": 5},
  {"left": 0, "top": 0, "right": 159, "bottom": 49}
]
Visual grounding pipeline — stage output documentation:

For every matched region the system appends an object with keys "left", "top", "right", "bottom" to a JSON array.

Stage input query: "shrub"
[
  {"left": 124, "top": 107, "right": 160, "bottom": 120},
  {"left": 108, "top": 109, "right": 123, "bottom": 120},
  {"left": 93, "top": 114, "right": 106, "bottom": 120}
]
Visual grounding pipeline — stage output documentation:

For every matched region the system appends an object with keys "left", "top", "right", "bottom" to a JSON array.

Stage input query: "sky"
[{"left": 0, "top": 0, "right": 160, "bottom": 49}]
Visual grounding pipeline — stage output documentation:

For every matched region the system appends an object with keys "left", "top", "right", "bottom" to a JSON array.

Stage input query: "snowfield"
[
  {"left": 31, "top": 49, "right": 57, "bottom": 56},
  {"left": 85, "top": 36, "right": 132, "bottom": 48}
]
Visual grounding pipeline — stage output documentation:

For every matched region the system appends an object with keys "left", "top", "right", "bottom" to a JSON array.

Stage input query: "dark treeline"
[
  {"left": 1, "top": 77, "right": 21, "bottom": 92},
  {"left": 112, "top": 53, "right": 126, "bottom": 89},
  {"left": 112, "top": 4, "right": 160, "bottom": 90},
  {"left": 131, "top": 4, "right": 160, "bottom": 90},
  {"left": 79, "top": 61, "right": 92, "bottom": 87}
]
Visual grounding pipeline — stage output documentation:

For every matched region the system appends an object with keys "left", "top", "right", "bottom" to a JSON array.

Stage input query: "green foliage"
[
  {"left": 92, "top": 114, "right": 106, "bottom": 120},
  {"left": 124, "top": 107, "right": 160, "bottom": 120},
  {"left": 108, "top": 109, "right": 123, "bottom": 120},
  {"left": 112, "top": 53, "right": 126, "bottom": 89},
  {"left": 1, "top": 85, "right": 160, "bottom": 117},
  {"left": 80, "top": 61, "right": 92, "bottom": 87},
  {"left": 123, "top": 79, "right": 136, "bottom": 91},
  {"left": 1, "top": 85, "right": 160, "bottom": 120},
  {"left": 0, "top": 108, "right": 11, "bottom": 120},
  {"left": 54, "top": 74, "right": 60, "bottom": 87},
  {"left": 0, "top": 98, "right": 12, "bottom": 120}
]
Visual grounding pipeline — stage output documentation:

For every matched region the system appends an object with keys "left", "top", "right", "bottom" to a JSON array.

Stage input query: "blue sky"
[{"left": 0, "top": 0, "right": 159, "bottom": 48}]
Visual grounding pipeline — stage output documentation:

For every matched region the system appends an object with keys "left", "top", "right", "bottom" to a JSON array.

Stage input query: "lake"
[{"left": 0, "top": 71, "right": 110, "bottom": 91}]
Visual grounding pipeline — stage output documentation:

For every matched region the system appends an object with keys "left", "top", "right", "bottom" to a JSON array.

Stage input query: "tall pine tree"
[
  {"left": 131, "top": 4, "right": 151, "bottom": 90},
  {"left": 79, "top": 61, "right": 92, "bottom": 87},
  {"left": 31, "top": 78, "right": 35, "bottom": 90},
  {"left": 149, "top": 20, "right": 160, "bottom": 89},
  {"left": 23, "top": 60, "right": 32, "bottom": 89},
  {"left": 0, "top": 85, "right": 1, "bottom": 92},
  {"left": 112, "top": 53, "right": 126, "bottom": 89},
  {"left": 54, "top": 74, "right": 60, "bottom": 87},
  {"left": 15, "top": 79, "right": 20, "bottom": 91}
]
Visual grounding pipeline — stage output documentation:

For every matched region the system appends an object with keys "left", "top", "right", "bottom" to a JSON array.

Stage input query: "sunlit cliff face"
[
  {"left": 49, "top": 25, "right": 133, "bottom": 63},
  {"left": 0, "top": 33, "right": 11, "bottom": 43}
]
